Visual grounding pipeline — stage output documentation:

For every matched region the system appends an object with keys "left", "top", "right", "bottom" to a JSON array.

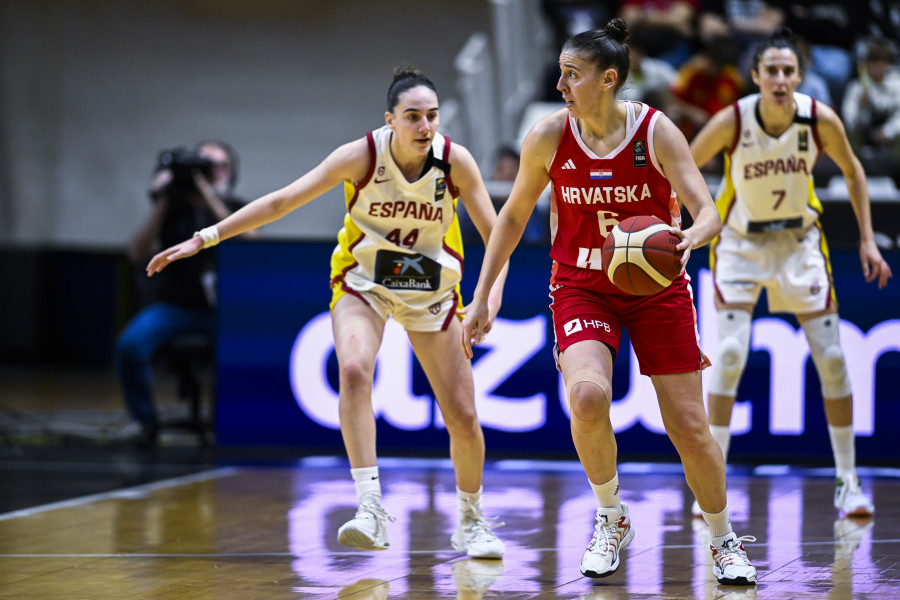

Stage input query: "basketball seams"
[{"left": 601, "top": 215, "right": 680, "bottom": 295}]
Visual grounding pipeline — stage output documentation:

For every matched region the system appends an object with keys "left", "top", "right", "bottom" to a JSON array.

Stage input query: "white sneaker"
[
  {"left": 580, "top": 502, "right": 634, "bottom": 578},
  {"left": 710, "top": 532, "right": 757, "bottom": 585},
  {"left": 337, "top": 500, "right": 394, "bottom": 551},
  {"left": 834, "top": 474, "right": 874, "bottom": 517},
  {"left": 451, "top": 511, "right": 505, "bottom": 558}
]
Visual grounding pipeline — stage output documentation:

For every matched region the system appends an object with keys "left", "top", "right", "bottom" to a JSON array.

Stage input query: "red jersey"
[{"left": 548, "top": 102, "right": 680, "bottom": 290}]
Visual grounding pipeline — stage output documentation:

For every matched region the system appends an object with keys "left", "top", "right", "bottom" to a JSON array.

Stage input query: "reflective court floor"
[{"left": 1, "top": 455, "right": 898, "bottom": 600}]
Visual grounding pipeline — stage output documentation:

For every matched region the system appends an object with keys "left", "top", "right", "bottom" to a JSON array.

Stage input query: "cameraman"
[{"left": 115, "top": 140, "right": 254, "bottom": 446}]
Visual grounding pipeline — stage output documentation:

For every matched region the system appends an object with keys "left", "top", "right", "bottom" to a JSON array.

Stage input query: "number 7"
[{"left": 771, "top": 189, "right": 786, "bottom": 210}]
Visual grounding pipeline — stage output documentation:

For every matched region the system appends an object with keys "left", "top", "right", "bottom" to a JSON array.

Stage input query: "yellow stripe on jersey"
[
  {"left": 445, "top": 195, "right": 465, "bottom": 316},
  {"left": 806, "top": 176, "right": 824, "bottom": 216},
  {"left": 814, "top": 220, "right": 839, "bottom": 308},
  {"left": 710, "top": 153, "right": 738, "bottom": 274}
]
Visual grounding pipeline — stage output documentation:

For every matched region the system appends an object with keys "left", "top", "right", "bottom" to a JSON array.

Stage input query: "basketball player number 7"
[
  {"left": 575, "top": 211, "right": 620, "bottom": 270},
  {"left": 772, "top": 189, "right": 786, "bottom": 210}
]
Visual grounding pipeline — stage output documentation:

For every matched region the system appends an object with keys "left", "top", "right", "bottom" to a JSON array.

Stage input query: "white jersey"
[
  {"left": 715, "top": 92, "right": 824, "bottom": 235},
  {"left": 329, "top": 125, "right": 464, "bottom": 311}
]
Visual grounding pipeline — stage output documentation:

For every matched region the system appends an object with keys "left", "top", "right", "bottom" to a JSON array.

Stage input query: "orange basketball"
[{"left": 601, "top": 215, "right": 684, "bottom": 295}]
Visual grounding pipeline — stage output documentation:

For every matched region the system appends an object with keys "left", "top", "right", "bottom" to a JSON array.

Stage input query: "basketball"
[{"left": 601, "top": 215, "right": 683, "bottom": 295}]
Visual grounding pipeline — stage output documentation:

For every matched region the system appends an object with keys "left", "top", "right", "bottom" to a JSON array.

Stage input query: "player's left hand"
[
  {"left": 860, "top": 240, "right": 892, "bottom": 289},
  {"left": 670, "top": 226, "right": 693, "bottom": 274}
]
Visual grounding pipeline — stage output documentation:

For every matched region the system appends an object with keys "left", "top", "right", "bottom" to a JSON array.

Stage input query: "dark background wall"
[
  {"left": 0, "top": 0, "right": 491, "bottom": 248},
  {"left": 0, "top": 0, "right": 494, "bottom": 364}
]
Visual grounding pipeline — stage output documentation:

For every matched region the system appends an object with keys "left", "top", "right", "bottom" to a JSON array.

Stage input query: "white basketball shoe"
[
  {"left": 337, "top": 498, "right": 394, "bottom": 551},
  {"left": 580, "top": 502, "right": 634, "bottom": 578},
  {"left": 834, "top": 474, "right": 875, "bottom": 517}
]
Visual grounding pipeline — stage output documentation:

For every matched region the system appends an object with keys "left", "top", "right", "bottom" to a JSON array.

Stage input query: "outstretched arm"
[
  {"left": 817, "top": 103, "right": 893, "bottom": 289},
  {"left": 146, "top": 138, "right": 369, "bottom": 276},
  {"left": 459, "top": 111, "right": 561, "bottom": 358}
]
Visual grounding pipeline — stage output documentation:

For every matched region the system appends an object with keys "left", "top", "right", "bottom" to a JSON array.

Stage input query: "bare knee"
[
  {"left": 567, "top": 369, "right": 612, "bottom": 422},
  {"left": 339, "top": 357, "right": 375, "bottom": 395},
  {"left": 667, "top": 419, "right": 710, "bottom": 456},
  {"left": 442, "top": 400, "right": 481, "bottom": 441}
]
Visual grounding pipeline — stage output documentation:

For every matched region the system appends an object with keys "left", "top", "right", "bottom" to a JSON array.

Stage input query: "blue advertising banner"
[{"left": 216, "top": 240, "right": 899, "bottom": 461}]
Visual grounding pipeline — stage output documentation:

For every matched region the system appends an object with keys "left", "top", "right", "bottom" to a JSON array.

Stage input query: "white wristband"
[{"left": 194, "top": 226, "right": 220, "bottom": 249}]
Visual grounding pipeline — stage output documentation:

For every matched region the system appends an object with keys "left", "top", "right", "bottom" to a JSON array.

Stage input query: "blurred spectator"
[
  {"left": 795, "top": 36, "right": 832, "bottom": 106},
  {"left": 863, "top": 0, "right": 900, "bottom": 47},
  {"left": 618, "top": 0, "right": 700, "bottom": 68},
  {"left": 842, "top": 37, "right": 900, "bottom": 180},
  {"left": 620, "top": 27, "right": 677, "bottom": 108},
  {"left": 542, "top": 0, "right": 613, "bottom": 48},
  {"left": 115, "top": 141, "right": 254, "bottom": 446},
  {"left": 699, "top": 0, "right": 784, "bottom": 81},
  {"left": 698, "top": 0, "right": 784, "bottom": 47},
  {"left": 492, "top": 145, "right": 521, "bottom": 182},
  {"left": 775, "top": 1, "right": 864, "bottom": 111},
  {"left": 668, "top": 34, "right": 746, "bottom": 143},
  {"left": 459, "top": 145, "right": 548, "bottom": 245}
]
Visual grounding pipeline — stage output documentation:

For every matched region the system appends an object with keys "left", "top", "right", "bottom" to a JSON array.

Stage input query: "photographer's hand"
[
  {"left": 193, "top": 170, "right": 232, "bottom": 221},
  {"left": 146, "top": 236, "right": 204, "bottom": 277},
  {"left": 150, "top": 169, "right": 174, "bottom": 197}
]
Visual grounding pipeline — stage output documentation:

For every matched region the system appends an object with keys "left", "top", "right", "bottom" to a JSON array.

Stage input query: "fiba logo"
[{"left": 564, "top": 318, "right": 583, "bottom": 336}]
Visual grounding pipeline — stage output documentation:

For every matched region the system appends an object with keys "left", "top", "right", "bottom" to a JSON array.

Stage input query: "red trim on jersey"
[
  {"left": 329, "top": 234, "right": 365, "bottom": 288},
  {"left": 443, "top": 241, "right": 464, "bottom": 278},
  {"left": 347, "top": 131, "right": 378, "bottom": 215},
  {"left": 810, "top": 99, "right": 823, "bottom": 153},
  {"left": 727, "top": 102, "right": 742, "bottom": 155},
  {"left": 360, "top": 131, "right": 377, "bottom": 187},
  {"left": 441, "top": 288, "right": 459, "bottom": 331},
  {"left": 340, "top": 282, "right": 370, "bottom": 306},
  {"left": 441, "top": 136, "right": 459, "bottom": 197}
]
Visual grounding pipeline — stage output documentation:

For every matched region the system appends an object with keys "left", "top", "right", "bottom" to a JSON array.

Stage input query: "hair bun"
[
  {"left": 605, "top": 18, "right": 629, "bottom": 43},
  {"left": 772, "top": 26, "right": 795, "bottom": 41}
]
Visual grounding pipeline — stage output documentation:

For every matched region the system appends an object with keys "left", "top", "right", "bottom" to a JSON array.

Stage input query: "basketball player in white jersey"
[
  {"left": 146, "top": 67, "right": 508, "bottom": 559},
  {"left": 690, "top": 28, "right": 892, "bottom": 518},
  {"left": 460, "top": 19, "right": 757, "bottom": 586}
]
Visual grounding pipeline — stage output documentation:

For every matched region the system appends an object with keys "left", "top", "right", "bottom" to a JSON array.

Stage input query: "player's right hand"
[
  {"left": 146, "top": 236, "right": 204, "bottom": 277},
  {"left": 459, "top": 299, "right": 492, "bottom": 359}
]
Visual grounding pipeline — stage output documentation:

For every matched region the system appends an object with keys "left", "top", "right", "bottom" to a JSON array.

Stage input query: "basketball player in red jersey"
[{"left": 460, "top": 18, "right": 757, "bottom": 585}]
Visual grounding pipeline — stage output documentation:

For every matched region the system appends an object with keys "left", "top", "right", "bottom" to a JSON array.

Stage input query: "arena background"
[{"left": 1, "top": 0, "right": 897, "bottom": 464}]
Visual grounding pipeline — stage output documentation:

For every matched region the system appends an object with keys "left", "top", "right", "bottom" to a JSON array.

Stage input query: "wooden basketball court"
[{"left": 1, "top": 455, "right": 897, "bottom": 599}]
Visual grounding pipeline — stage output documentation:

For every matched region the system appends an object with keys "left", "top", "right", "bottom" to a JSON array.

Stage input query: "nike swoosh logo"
[{"left": 374, "top": 177, "right": 392, "bottom": 183}]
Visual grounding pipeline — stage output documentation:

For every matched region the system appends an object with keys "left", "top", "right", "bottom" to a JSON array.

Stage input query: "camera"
[{"left": 154, "top": 147, "right": 215, "bottom": 198}]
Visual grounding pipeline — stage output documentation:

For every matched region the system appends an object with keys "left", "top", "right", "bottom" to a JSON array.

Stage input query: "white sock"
[
  {"left": 458, "top": 486, "right": 483, "bottom": 517},
  {"left": 828, "top": 424, "right": 856, "bottom": 479},
  {"left": 351, "top": 466, "right": 382, "bottom": 503},
  {"left": 703, "top": 505, "right": 733, "bottom": 540},
  {"left": 589, "top": 473, "right": 621, "bottom": 510},
  {"left": 709, "top": 425, "right": 732, "bottom": 460}
]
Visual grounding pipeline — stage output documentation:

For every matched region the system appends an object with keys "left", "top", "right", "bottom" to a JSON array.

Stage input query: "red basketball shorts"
[{"left": 549, "top": 265, "right": 705, "bottom": 376}]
